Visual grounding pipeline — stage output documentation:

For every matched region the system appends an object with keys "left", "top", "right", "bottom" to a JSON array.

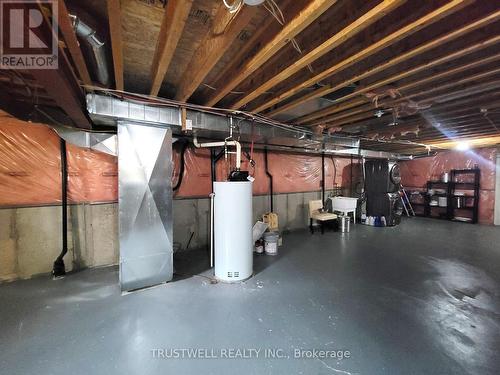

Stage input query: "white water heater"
[{"left": 213, "top": 181, "right": 253, "bottom": 282}]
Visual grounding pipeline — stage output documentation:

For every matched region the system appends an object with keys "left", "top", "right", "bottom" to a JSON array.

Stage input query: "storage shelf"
[{"left": 422, "top": 169, "right": 480, "bottom": 224}]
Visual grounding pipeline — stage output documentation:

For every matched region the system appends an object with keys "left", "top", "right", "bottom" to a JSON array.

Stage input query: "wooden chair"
[{"left": 308, "top": 200, "right": 337, "bottom": 234}]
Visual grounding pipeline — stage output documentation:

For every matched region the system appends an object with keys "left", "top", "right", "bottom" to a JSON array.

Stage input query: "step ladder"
[{"left": 400, "top": 185, "right": 415, "bottom": 217}]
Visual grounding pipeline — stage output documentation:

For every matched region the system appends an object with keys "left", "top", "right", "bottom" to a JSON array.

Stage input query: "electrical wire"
[
  {"left": 264, "top": 0, "right": 314, "bottom": 73},
  {"left": 223, "top": 0, "right": 243, "bottom": 14}
]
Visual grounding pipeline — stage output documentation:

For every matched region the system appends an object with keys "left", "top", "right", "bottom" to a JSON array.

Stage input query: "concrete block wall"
[{"left": 0, "top": 190, "right": 336, "bottom": 281}]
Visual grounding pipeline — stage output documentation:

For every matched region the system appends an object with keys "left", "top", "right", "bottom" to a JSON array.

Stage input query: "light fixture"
[
  {"left": 455, "top": 141, "right": 470, "bottom": 151},
  {"left": 244, "top": 0, "right": 265, "bottom": 5},
  {"left": 375, "top": 110, "right": 384, "bottom": 118}
]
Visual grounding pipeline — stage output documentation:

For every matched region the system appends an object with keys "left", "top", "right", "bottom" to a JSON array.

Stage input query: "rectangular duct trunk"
[{"left": 118, "top": 122, "right": 173, "bottom": 291}]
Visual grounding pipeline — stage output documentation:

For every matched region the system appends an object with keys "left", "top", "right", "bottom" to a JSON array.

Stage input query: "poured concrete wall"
[
  {"left": 0, "top": 203, "right": 118, "bottom": 282},
  {"left": 0, "top": 191, "right": 333, "bottom": 281},
  {"left": 173, "top": 190, "right": 332, "bottom": 252}
]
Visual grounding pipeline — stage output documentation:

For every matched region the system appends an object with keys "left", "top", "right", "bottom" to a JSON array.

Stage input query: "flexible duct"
[{"left": 70, "top": 15, "right": 110, "bottom": 86}]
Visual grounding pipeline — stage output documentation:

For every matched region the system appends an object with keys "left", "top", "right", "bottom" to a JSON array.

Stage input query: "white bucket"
[
  {"left": 254, "top": 244, "right": 264, "bottom": 254},
  {"left": 263, "top": 232, "right": 279, "bottom": 256}
]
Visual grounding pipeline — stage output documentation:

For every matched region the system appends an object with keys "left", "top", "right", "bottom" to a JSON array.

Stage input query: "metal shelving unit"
[
  {"left": 448, "top": 168, "right": 480, "bottom": 224},
  {"left": 411, "top": 168, "right": 480, "bottom": 224}
]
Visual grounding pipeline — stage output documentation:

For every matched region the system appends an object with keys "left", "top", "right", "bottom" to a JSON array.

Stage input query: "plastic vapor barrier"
[
  {"left": 400, "top": 148, "right": 497, "bottom": 224},
  {"left": 0, "top": 111, "right": 117, "bottom": 207}
]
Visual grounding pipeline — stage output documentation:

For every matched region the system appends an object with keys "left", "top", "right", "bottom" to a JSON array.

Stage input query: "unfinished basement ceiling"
[{"left": 0, "top": 0, "right": 499, "bottom": 154}]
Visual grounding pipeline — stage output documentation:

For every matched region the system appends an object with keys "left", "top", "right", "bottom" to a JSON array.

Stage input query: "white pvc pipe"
[{"left": 193, "top": 136, "right": 241, "bottom": 170}]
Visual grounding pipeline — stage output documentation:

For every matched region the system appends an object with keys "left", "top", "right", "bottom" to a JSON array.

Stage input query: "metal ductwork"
[
  {"left": 85, "top": 93, "right": 415, "bottom": 159},
  {"left": 70, "top": 15, "right": 110, "bottom": 87}
]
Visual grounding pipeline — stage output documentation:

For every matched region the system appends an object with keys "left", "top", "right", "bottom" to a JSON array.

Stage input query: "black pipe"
[
  {"left": 264, "top": 148, "right": 273, "bottom": 213},
  {"left": 210, "top": 149, "right": 225, "bottom": 191},
  {"left": 350, "top": 155, "right": 353, "bottom": 196},
  {"left": 52, "top": 138, "right": 68, "bottom": 278},
  {"left": 173, "top": 139, "right": 189, "bottom": 191},
  {"left": 321, "top": 152, "right": 325, "bottom": 203}
]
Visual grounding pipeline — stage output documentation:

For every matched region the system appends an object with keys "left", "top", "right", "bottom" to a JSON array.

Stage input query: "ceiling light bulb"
[{"left": 455, "top": 141, "right": 470, "bottom": 151}]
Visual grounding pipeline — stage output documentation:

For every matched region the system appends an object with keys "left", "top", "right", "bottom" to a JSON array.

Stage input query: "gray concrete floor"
[{"left": 1, "top": 218, "right": 500, "bottom": 375}]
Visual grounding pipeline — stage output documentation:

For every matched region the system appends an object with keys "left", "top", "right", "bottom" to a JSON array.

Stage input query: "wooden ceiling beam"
[
  {"left": 203, "top": 0, "right": 340, "bottom": 107},
  {"left": 57, "top": 0, "right": 92, "bottom": 86},
  {"left": 23, "top": 2, "right": 92, "bottom": 129},
  {"left": 294, "top": 98, "right": 368, "bottom": 124},
  {"left": 150, "top": 0, "right": 193, "bottom": 96},
  {"left": 420, "top": 128, "right": 500, "bottom": 141},
  {"left": 323, "top": 80, "right": 500, "bottom": 128},
  {"left": 296, "top": 36, "right": 500, "bottom": 123},
  {"left": 268, "top": 8, "right": 500, "bottom": 117},
  {"left": 29, "top": 68, "right": 92, "bottom": 128},
  {"left": 230, "top": 0, "right": 407, "bottom": 110},
  {"left": 174, "top": 4, "right": 257, "bottom": 102},
  {"left": 307, "top": 59, "right": 500, "bottom": 126},
  {"left": 197, "top": 6, "right": 283, "bottom": 101},
  {"left": 417, "top": 79, "right": 500, "bottom": 105},
  {"left": 419, "top": 122, "right": 497, "bottom": 134},
  {"left": 425, "top": 94, "right": 500, "bottom": 116},
  {"left": 403, "top": 69, "right": 500, "bottom": 104},
  {"left": 248, "top": 0, "right": 473, "bottom": 113},
  {"left": 107, "top": 0, "right": 124, "bottom": 90}
]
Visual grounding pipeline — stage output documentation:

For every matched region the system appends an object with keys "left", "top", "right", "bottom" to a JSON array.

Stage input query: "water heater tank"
[{"left": 214, "top": 181, "right": 253, "bottom": 282}]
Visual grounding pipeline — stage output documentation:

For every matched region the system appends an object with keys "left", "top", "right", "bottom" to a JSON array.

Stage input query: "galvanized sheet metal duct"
[{"left": 70, "top": 15, "right": 110, "bottom": 87}]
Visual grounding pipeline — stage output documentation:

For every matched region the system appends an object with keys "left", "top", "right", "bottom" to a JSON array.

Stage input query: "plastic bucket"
[
  {"left": 254, "top": 244, "right": 264, "bottom": 254},
  {"left": 263, "top": 232, "right": 279, "bottom": 256}
]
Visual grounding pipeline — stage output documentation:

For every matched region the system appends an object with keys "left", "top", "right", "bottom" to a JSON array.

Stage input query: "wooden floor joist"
[
  {"left": 107, "top": 0, "right": 124, "bottom": 91},
  {"left": 198, "top": 4, "right": 284, "bottom": 101},
  {"left": 150, "top": 0, "right": 193, "bottom": 96},
  {"left": 304, "top": 49, "right": 500, "bottom": 126},
  {"left": 322, "top": 77, "right": 500, "bottom": 128},
  {"left": 203, "top": 0, "right": 338, "bottom": 107},
  {"left": 58, "top": 0, "right": 92, "bottom": 86},
  {"left": 229, "top": 0, "right": 406, "bottom": 110},
  {"left": 300, "top": 36, "right": 500, "bottom": 124},
  {"left": 174, "top": 4, "right": 257, "bottom": 102},
  {"left": 271, "top": 14, "right": 500, "bottom": 119},
  {"left": 250, "top": 0, "right": 475, "bottom": 114}
]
